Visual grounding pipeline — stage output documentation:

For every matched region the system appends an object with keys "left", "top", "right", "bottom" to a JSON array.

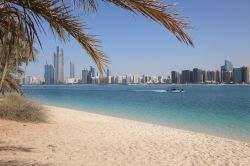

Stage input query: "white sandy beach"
[{"left": 0, "top": 105, "right": 250, "bottom": 166}]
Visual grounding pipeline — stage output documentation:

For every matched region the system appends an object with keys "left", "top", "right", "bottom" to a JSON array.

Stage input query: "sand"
[{"left": 0, "top": 106, "right": 250, "bottom": 166}]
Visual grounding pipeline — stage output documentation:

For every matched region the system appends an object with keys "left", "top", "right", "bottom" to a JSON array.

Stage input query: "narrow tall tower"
[
  {"left": 70, "top": 61, "right": 75, "bottom": 78},
  {"left": 54, "top": 46, "right": 64, "bottom": 84}
]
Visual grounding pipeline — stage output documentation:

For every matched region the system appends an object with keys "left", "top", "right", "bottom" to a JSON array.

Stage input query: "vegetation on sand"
[{"left": 0, "top": 93, "right": 47, "bottom": 122}]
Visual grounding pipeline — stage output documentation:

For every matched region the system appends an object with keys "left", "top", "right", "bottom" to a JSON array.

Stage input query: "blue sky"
[{"left": 26, "top": 0, "right": 250, "bottom": 78}]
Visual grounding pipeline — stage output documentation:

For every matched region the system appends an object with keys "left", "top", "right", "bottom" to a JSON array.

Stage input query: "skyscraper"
[
  {"left": 82, "top": 69, "right": 89, "bottom": 84},
  {"left": 181, "top": 70, "right": 192, "bottom": 83},
  {"left": 171, "top": 71, "right": 180, "bottom": 84},
  {"left": 54, "top": 46, "right": 64, "bottom": 84},
  {"left": 106, "top": 68, "right": 111, "bottom": 84},
  {"left": 216, "top": 70, "right": 221, "bottom": 83},
  {"left": 221, "top": 60, "right": 233, "bottom": 82},
  {"left": 233, "top": 68, "right": 243, "bottom": 83},
  {"left": 221, "top": 60, "right": 233, "bottom": 72},
  {"left": 70, "top": 61, "right": 75, "bottom": 78},
  {"left": 242, "top": 66, "right": 250, "bottom": 84},
  {"left": 192, "top": 68, "right": 203, "bottom": 83},
  {"left": 87, "top": 66, "right": 95, "bottom": 84},
  {"left": 44, "top": 64, "right": 54, "bottom": 84}
]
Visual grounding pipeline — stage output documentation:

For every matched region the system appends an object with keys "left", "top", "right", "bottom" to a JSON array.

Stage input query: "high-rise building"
[
  {"left": 221, "top": 60, "right": 233, "bottom": 82},
  {"left": 106, "top": 68, "right": 111, "bottom": 84},
  {"left": 70, "top": 61, "right": 75, "bottom": 78},
  {"left": 54, "top": 46, "right": 64, "bottom": 84},
  {"left": 221, "top": 60, "right": 233, "bottom": 72},
  {"left": 192, "top": 68, "right": 203, "bottom": 83},
  {"left": 87, "top": 66, "right": 95, "bottom": 83},
  {"left": 171, "top": 71, "right": 180, "bottom": 84},
  {"left": 241, "top": 66, "right": 250, "bottom": 84},
  {"left": 44, "top": 64, "right": 54, "bottom": 84},
  {"left": 233, "top": 68, "right": 243, "bottom": 83},
  {"left": 221, "top": 71, "right": 232, "bottom": 83},
  {"left": 216, "top": 70, "right": 221, "bottom": 83},
  {"left": 206, "top": 71, "right": 216, "bottom": 83},
  {"left": 82, "top": 69, "right": 89, "bottom": 84},
  {"left": 202, "top": 70, "right": 207, "bottom": 83},
  {"left": 181, "top": 70, "right": 192, "bottom": 83}
]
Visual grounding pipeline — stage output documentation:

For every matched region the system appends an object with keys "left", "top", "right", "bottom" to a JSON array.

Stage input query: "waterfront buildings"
[
  {"left": 192, "top": 68, "right": 203, "bottom": 83},
  {"left": 36, "top": 60, "right": 250, "bottom": 85},
  {"left": 233, "top": 68, "right": 243, "bottom": 83},
  {"left": 23, "top": 76, "right": 44, "bottom": 85},
  {"left": 82, "top": 69, "right": 89, "bottom": 84},
  {"left": 181, "top": 70, "right": 192, "bottom": 84},
  {"left": 87, "top": 66, "right": 95, "bottom": 84},
  {"left": 54, "top": 46, "right": 64, "bottom": 84},
  {"left": 171, "top": 71, "right": 180, "bottom": 84},
  {"left": 221, "top": 60, "right": 233, "bottom": 72},
  {"left": 66, "top": 78, "right": 81, "bottom": 84},
  {"left": 106, "top": 68, "right": 111, "bottom": 84},
  {"left": 221, "top": 60, "right": 233, "bottom": 83},
  {"left": 44, "top": 64, "right": 54, "bottom": 84},
  {"left": 242, "top": 67, "right": 250, "bottom": 84},
  {"left": 221, "top": 71, "right": 232, "bottom": 83}
]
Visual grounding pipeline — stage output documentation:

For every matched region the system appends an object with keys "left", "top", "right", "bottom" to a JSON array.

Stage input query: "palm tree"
[
  {"left": 0, "top": 0, "right": 193, "bottom": 92},
  {"left": 0, "top": 32, "right": 36, "bottom": 94}
]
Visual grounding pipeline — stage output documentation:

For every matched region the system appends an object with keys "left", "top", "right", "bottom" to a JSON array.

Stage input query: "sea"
[{"left": 23, "top": 84, "right": 250, "bottom": 142}]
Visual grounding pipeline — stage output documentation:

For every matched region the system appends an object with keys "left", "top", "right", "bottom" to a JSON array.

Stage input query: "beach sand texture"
[{"left": 0, "top": 106, "right": 250, "bottom": 166}]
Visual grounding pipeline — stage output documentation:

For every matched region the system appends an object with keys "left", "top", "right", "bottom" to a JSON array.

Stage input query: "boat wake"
[{"left": 132, "top": 90, "right": 166, "bottom": 93}]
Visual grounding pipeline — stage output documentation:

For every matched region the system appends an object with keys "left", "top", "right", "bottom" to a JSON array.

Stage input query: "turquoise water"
[{"left": 23, "top": 85, "right": 250, "bottom": 142}]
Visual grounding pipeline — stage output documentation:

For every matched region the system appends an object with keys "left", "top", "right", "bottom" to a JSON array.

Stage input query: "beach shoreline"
[{"left": 0, "top": 105, "right": 250, "bottom": 165}]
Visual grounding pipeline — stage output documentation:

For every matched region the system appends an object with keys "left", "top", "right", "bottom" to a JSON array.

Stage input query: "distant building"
[
  {"left": 233, "top": 68, "right": 243, "bottom": 83},
  {"left": 171, "top": 71, "right": 180, "bottom": 84},
  {"left": 192, "top": 68, "right": 203, "bottom": 83},
  {"left": 221, "top": 60, "right": 233, "bottom": 82},
  {"left": 181, "top": 70, "right": 192, "bottom": 83},
  {"left": 216, "top": 70, "right": 221, "bottom": 83},
  {"left": 158, "top": 76, "right": 163, "bottom": 84},
  {"left": 70, "top": 61, "right": 75, "bottom": 78},
  {"left": 54, "top": 46, "right": 64, "bottom": 84},
  {"left": 111, "top": 76, "right": 115, "bottom": 84},
  {"left": 132, "top": 74, "right": 139, "bottom": 84},
  {"left": 23, "top": 76, "right": 43, "bottom": 85},
  {"left": 221, "top": 71, "right": 232, "bottom": 83},
  {"left": 106, "top": 68, "right": 111, "bottom": 84},
  {"left": 66, "top": 78, "right": 80, "bottom": 84},
  {"left": 44, "top": 64, "right": 54, "bottom": 84},
  {"left": 81, "top": 69, "right": 89, "bottom": 84},
  {"left": 87, "top": 66, "right": 95, "bottom": 84},
  {"left": 221, "top": 60, "right": 233, "bottom": 72},
  {"left": 206, "top": 71, "right": 217, "bottom": 83},
  {"left": 242, "top": 66, "right": 250, "bottom": 84},
  {"left": 115, "top": 75, "right": 123, "bottom": 84}
]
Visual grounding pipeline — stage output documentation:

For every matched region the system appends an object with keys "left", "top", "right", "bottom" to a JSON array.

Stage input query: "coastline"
[{"left": 0, "top": 105, "right": 250, "bottom": 165}]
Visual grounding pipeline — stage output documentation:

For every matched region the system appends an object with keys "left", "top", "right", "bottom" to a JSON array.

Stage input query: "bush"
[{"left": 0, "top": 93, "right": 47, "bottom": 122}]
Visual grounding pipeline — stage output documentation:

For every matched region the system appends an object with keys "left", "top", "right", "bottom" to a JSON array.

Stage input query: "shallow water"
[{"left": 23, "top": 84, "right": 250, "bottom": 142}]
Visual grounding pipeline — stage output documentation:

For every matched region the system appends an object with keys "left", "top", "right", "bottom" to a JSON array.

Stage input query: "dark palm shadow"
[
  {"left": 0, "top": 146, "right": 33, "bottom": 152},
  {"left": 0, "top": 160, "right": 54, "bottom": 166}
]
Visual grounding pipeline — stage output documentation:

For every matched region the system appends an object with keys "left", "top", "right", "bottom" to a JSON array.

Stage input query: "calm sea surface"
[{"left": 23, "top": 85, "right": 250, "bottom": 142}]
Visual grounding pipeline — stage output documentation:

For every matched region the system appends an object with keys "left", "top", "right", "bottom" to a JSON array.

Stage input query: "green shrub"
[{"left": 0, "top": 93, "right": 47, "bottom": 122}]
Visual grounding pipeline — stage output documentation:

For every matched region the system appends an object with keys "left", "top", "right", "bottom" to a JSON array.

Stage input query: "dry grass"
[{"left": 0, "top": 93, "right": 47, "bottom": 122}]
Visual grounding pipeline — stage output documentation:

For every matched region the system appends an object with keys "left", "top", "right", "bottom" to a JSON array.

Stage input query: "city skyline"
[
  {"left": 24, "top": 0, "right": 250, "bottom": 78},
  {"left": 23, "top": 59, "right": 250, "bottom": 85}
]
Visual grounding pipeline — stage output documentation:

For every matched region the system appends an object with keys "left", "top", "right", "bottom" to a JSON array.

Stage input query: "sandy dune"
[{"left": 0, "top": 105, "right": 250, "bottom": 166}]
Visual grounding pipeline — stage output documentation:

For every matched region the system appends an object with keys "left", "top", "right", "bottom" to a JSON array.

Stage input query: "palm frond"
[
  {"left": 6, "top": 0, "right": 108, "bottom": 74},
  {"left": 103, "top": 0, "right": 193, "bottom": 46}
]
